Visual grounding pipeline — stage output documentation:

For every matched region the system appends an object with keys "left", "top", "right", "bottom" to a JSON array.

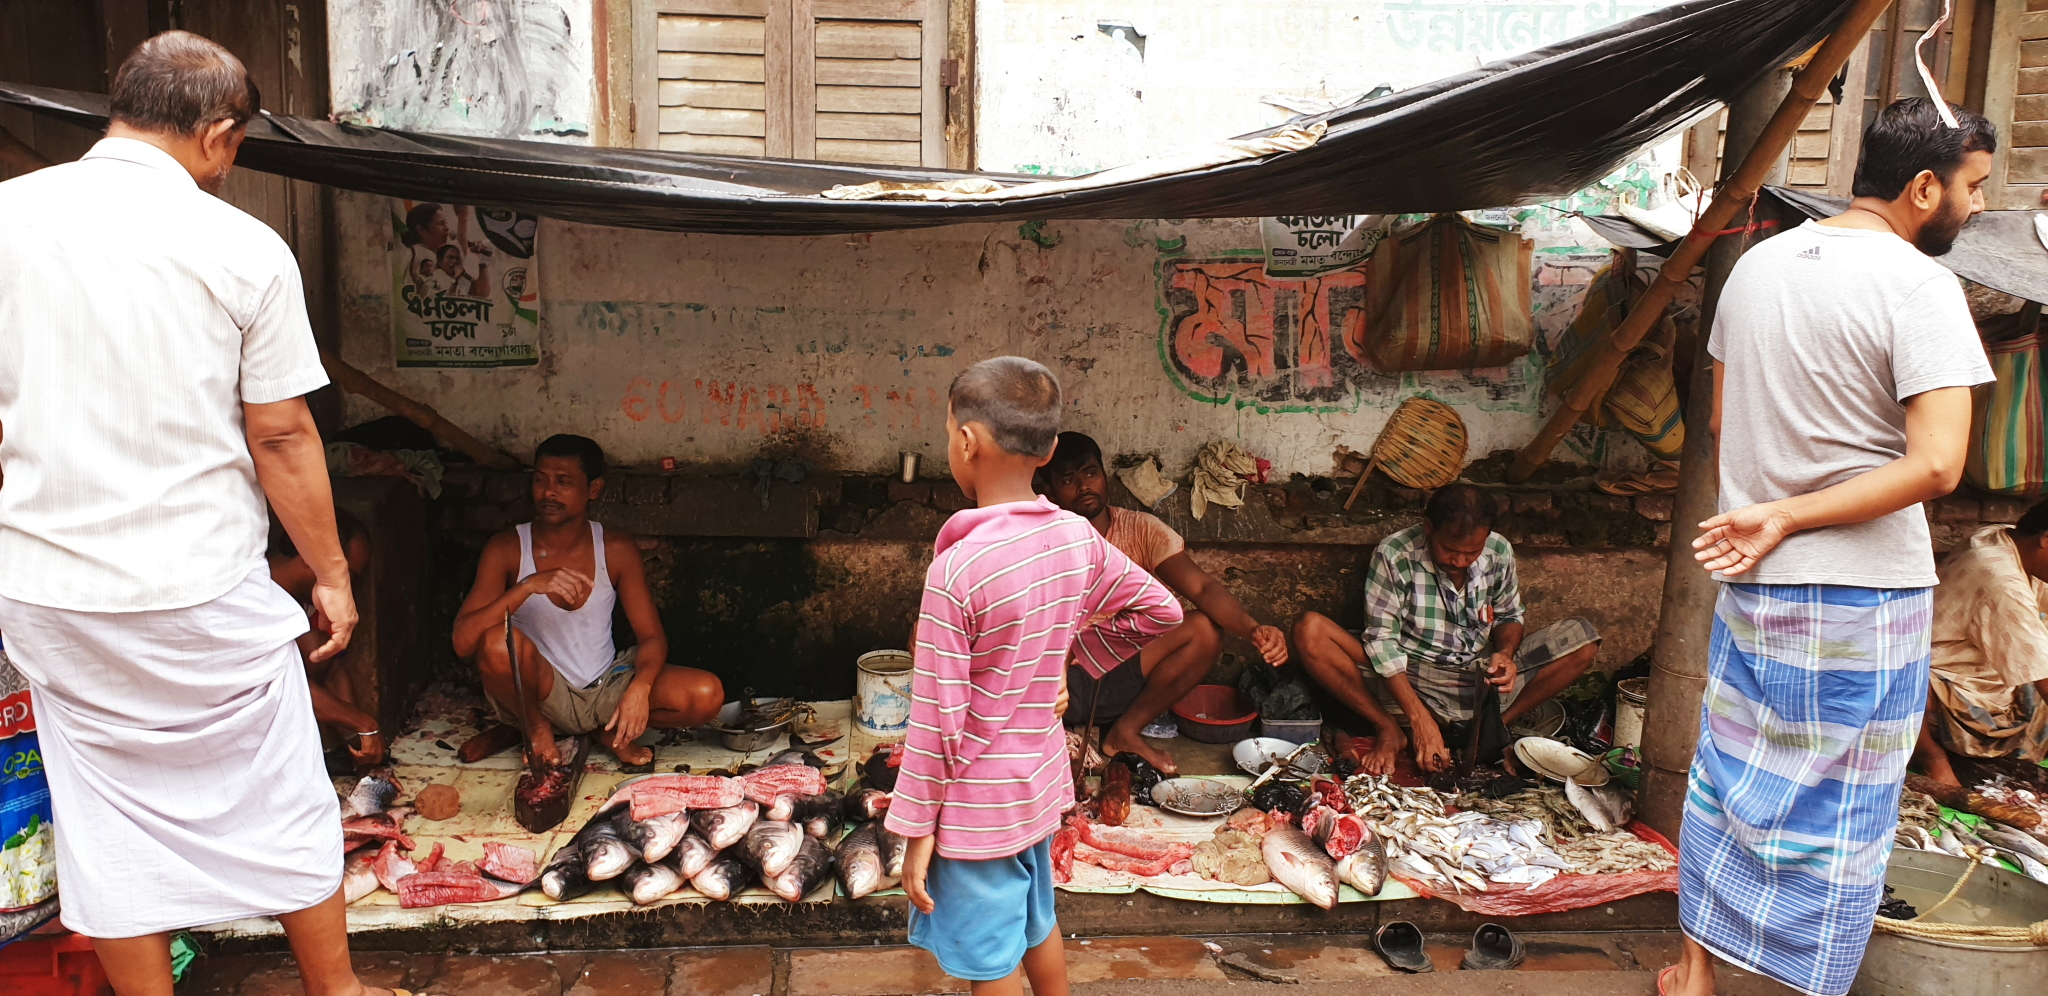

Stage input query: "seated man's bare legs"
[
  {"left": 1291, "top": 611, "right": 1407, "bottom": 774},
  {"left": 645, "top": 665, "right": 726, "bottom": 730},
  {"left": 1101, "top": 612, "right": 1221, "bottom": 775},
  {"left": 1499, "top": 640, "right": 1598, "bottom": 727},
  {"left": 1914, "top": 694, "right": 1964, "bottom": 788},
  {"left": 474, "top": 626, "right": 562, "bottom": 766}
]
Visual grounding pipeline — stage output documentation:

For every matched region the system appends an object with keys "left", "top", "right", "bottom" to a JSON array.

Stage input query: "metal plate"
[{"left": 1151, "top": 778, "right": 1246, "bottom": 818}]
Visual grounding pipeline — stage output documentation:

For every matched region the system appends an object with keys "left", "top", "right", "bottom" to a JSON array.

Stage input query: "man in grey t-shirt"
[{"left": 1665, "top": 98, "right": 1996, "bottom": 996}]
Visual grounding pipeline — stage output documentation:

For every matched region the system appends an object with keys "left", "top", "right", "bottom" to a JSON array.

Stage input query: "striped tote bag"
[
  {"left": 1966, "top": 323, "right": 2048, "bottom": 496},
  {"left": 1358, "top": 214, "right": 1533, "bottom": 371}
]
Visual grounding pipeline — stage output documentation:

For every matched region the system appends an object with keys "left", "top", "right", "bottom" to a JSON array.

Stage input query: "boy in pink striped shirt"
[{"left": 884, "top": 357, "right": 1182, "bottom": 994}]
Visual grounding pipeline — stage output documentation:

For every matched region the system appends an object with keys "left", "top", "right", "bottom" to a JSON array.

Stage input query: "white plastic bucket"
[
  {"left": 856, "top": 650, "right": 915, "bottom": 736},
  {"left": 1615, "top": 676, "right": 1649, "bottom": 750}
]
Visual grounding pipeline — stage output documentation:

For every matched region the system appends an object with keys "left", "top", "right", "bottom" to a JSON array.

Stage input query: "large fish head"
[{"left": 584, "top": 838, "right": 639, "bottom": 881}]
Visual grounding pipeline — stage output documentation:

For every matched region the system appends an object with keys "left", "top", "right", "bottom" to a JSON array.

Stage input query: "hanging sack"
[
  {"left": 1358, "top": 214, "right": 1533, "bottom": 371},
  {"left": 1546, "top": 251, "right": 1684, "bottom": 460},
  {"left": 1966, "top": 307, "right": 2048, "bottom": 496}
]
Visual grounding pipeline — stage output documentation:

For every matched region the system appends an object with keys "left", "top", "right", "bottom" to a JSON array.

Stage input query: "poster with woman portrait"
[{"left": 390, "top": 200, "right": 541, "bottom": 367}]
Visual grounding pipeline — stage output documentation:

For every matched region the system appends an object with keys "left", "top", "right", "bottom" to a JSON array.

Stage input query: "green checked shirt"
[{"left": 1361, "top": 524, "right": 1523, "bottom": 677}]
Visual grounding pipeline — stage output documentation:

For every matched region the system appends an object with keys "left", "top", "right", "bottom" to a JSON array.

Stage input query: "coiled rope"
[{"left": 1873, "top": 847, "right": 2048, "bottom": 946}]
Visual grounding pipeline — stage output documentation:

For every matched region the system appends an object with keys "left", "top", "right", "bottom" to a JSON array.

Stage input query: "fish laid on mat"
[
  {"left": 539, "top": 843, "right": 594, "bottom": 902},
  {"left": 742, "top": 765, "right": 825, "bottom": 805},
  {"left": 624, "top": 812, "right": 689, "bottom": 864},
  {"left": 396, "top": 871, "right": 523, "bottom": 908},
  {"left": 1263, "top": 826, "right": 1340, "bottom": 909},
  {"left": 478, "top": 841, "right": 541, "bottom": 886},
  {"left": 371, "top": 839, "right": 418, "bottom": 893},
  {"left": 1303, "top": 806, "right": 1367, "bottom": 859},
  {"left": 343, "top": 848, "right": 379, "bottom": 903},
  {"left": 876, "top": 823, "right": 908, "bottom": 880},
  {"left": 693, "top": 802, "right": 761, "bottom": 850},
  {"left": 1072, "top": 817, "right": 1182, "bottom": 861},
  {"left": 341, "top": 811, "right": 415, "bottom": 852},
  {"left": 690, "top": 855, "right": 751, "bottom": 901},
  {"left": 1564, "top": 776, "right": 1633, "bottom": 833},
  {"left": 582, "top": 815, "right": 642, "bottom": 882},
  {"left": 843, "top": 788, "right": 891, "bottom": 822},
  {"left": 791, "top": 792, "right": 843, "bottom": 838},
  {"left": 1335, "top": 834, "right": 1387, "bottom": 897},
  {"left": 341, "top": 767, "right": 403, "bottom": 819},
  {"left": 413, "top": 842, "right": 448, "bottom": 874},
  {"left": 835, "top": 821, "right": 894, "bottom": 899},
  {"left": 743, "top": 820, "right": 806, "bottom": 877},
  {"left": 673, "top": 832, "right": 719, "bottom": 880},
  {"left": 1981, "top": 824, "right": 2048, "bottom": 866},
  {"left": 622, "top": 860, "right": 684, "bottom": 905},
  {"left": 605, "top": 773, "right": 744, "bottom": 809},
  {"left": 765, "top": 835, "right": 834, "bottom": 902}
]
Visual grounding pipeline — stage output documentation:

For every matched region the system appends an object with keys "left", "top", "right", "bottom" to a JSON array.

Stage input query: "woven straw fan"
[{"left": 1343, "top": 397, "right": 1470, "bottom": 510}]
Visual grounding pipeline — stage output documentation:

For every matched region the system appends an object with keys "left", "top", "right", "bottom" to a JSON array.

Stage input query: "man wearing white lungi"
[{"left": 0, "top": 33, "right": 390, "bottom": 996}]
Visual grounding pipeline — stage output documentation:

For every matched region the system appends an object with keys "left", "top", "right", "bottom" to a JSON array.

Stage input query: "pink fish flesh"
[
  {"left": 479, "top": 842, "right": 541, "bottom": 885},
  {"left": 343, "top": 848, "right": 379, "bottom": 904},
  {"left": 371, "top": 840, "right": 417, "bottom": 893},
  {"left": 396, "top": 871, "right": 523, "bottom": 908}
]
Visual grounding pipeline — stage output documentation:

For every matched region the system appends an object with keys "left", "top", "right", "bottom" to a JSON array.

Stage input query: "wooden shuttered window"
[
  {"left": 635, "top": 0, "right": 946, "bottom": 167},
  {"left": 1986, "top": 3, "right": 2048, "bottom": 210},
  {"left": 1684, "top": 87, "right": 1863, "bottom": 194}
]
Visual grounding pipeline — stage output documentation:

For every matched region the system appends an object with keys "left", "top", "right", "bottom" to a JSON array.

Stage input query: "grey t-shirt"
[{"left": 1709, "top": 220, "right": 1992, "bottom": 588}]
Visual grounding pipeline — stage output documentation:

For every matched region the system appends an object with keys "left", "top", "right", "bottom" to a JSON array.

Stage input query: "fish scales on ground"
[
  {"left": 540, "top": 843, "right": 595, "bottom": 902},
  {"left": 622, "top": 859, "right": 684, "bottom": 905},
  {"left": 673, "top": 832, "right": 719, "bottom": 880},
  {"left": 834, "top": 821, "right": 893, "bottom": 899},
  {"left": 765, "top": 834, "right": 834, "bottom": 902},
  {"left": 624, "top": 812, "right": 689, "bottom": 864},
  {"left": 1262, "top": 825, "right": 1340, "bottom": 909},
  {"left": 396, "top": 870, "right": 524, "bottom": 908},
  {"left": 743, "top": 819, "right": 806, "bottom": 877},
  {"left": 478, "top": 841, "right": 541, "bottom": 885},
  {"left": 690, "top": 854, "right": 751, "bottom": 901},
  {"left": 343, "top": 848, "right": 378, "bottom": 904},
  {"left": 340, "top": 767, "right": 402, "bottom": 819},
  {"left": 693, "top": 802, "right": 760, "bottom": 850}
]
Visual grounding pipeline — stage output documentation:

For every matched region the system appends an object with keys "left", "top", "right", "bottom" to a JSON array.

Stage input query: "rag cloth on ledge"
[{"left": 1190, "top": 441, "right": 1259, "bottom": 520}]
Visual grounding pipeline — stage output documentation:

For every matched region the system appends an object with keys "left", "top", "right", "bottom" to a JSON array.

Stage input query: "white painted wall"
[{"left": 328, "top": 0, "right": 595, "bottom": 141}]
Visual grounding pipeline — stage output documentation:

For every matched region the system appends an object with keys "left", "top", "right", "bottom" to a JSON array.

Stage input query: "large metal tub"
[{"left": 1852, "top": 848, "right": 2048, "bottom": 996}]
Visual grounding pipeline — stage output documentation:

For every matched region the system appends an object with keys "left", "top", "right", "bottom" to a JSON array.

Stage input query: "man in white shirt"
[{"left": 0, "top": 33, "right": 390, "bottom": 996}]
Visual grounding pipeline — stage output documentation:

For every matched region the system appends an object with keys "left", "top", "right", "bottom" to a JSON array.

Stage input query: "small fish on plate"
[{"left": 1150, "top": 778, "right": 1245, "bottom": 818}]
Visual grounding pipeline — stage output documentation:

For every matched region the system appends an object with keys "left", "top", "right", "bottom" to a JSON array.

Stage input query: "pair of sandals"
[{"left": 1373, "top": 921, "right": 1525, "bottom": 972}]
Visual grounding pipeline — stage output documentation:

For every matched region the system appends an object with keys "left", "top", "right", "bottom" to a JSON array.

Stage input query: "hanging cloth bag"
[
  {"left": 1966, "top": 305, "right": 2048, "bottom": 496},
  {"left": 1357, "top": 214, "right": 1534, "bottom": 372}
]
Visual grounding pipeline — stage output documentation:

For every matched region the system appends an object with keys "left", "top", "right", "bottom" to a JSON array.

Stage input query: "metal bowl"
[{"left": 1151, "top": 777, "right": 1246, "bottom": 818}]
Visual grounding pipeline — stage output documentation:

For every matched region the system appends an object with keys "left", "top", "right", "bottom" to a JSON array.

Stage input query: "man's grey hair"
[
  {"left": 949, "top": 357, "right": 1063, "bottom": 458},
  {"left": 110, "top": 31, "right": 261, "bottom": 136}
]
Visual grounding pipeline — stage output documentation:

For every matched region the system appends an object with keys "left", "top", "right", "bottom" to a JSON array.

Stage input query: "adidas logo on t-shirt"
[{"left": 1795, "top": 245, "right": 1823, "bottom": 260}]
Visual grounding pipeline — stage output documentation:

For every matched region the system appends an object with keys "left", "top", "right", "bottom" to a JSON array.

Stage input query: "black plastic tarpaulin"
[{"left": 1, "top": 0, "right": 1851, "bottom": 236}]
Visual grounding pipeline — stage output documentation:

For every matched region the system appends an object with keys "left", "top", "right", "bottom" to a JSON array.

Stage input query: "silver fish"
[
  {"left": 744, "top": 819, "right": 806, "bottom": 877},
  {"left": 1981, "top": 825, "right": 2048, "bottom": 866},
  {"left": 540, "top": 843, "right": 595, "bottom": 902},
  {"left": 341, "top": 767, "right": 402, "bottom": 819},
  {"left": 1262, "top": 826, "right": 1339, "bottom": 909},
  {"left": 622, "top": 860, "right": 684, "bottom": 905},
  {"left": 1563, "top": 777, "right": 1633, "bottom": 833},
  {"left": 343, "top": 848, "right": 379, "bottom": 904},
  {"left": 2013, "top": 851, "right": 2048, "bottom": 886},
  {"left": 767, "top": 795, "right": 798, "bottom": 822},
  {"left": 835, "top": 822, "right": 891, "bottom": 900},
  {"left": 876, "top": 823, "right": 908, "bottom": 879},
  {"left": 765, "top": 835, "right": 834, "bottom": 902},
  {"left": 693, "top": 802, "right": 760, "bottom": 850},
  {"left": 1945, "top": 819, "right": 1994, "bottom": 852},
  {"left": 1334, "top": 834, "right": 1387, "bottom": 897},
  {"left": 582, "top": 816, "right": 642, "bottom": 882},
  {"left": 673, "top": 832, "right": 719, "bottom": 880},
  {"left": 625, "top": 813, "right": 690, "bottom": 864},
  {"left": 1936, "top": 826, "right": 1971, "bottom": 857},
  {"left": 690, "top": 854, "right": 751, "bottom": 901}
]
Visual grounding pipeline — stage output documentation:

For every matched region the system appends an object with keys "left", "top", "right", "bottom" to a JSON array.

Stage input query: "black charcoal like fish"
[
  {"left": 690, "top": 854, "right": 751, "bottom": 901},
  {"left": 835, "top": 821, "right": 893, "bottom": 899},
  {"left": 765, "top": 834, "right": 834, "bottom": 901},
  {"left": 625, "top": 812, "right": 689, "bottom": 864},
  {"left": 341, "top": 766, "right": 402, "bottom": 819},
  {"left": 673, "top": 832, "right": 719, "bottom": 880},
  {"left": 622, "top": 859, "right": 683, "bottom": 905},
  {"left": 540, "top": 842, "right": 595, "bottom": 901},
  {"left": 693, "top": 802, "right": 760, "bottom": 850},
  {"left": 875, "top": 823, "right": 909, "bottom": 879},
  {"left": 843, "top": 787, "right": 891, "bottom": 822},
  {"left": 743, "top": 819, "right": 806, "bottom": 876}
]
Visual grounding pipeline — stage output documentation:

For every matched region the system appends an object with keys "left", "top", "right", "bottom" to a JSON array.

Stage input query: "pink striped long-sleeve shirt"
[{"left": 882, "top": 497, "right": 1182, "bottom": 858}]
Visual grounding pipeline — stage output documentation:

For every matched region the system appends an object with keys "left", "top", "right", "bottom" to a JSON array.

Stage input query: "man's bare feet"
[
  {"left": 1361, "top": 726, "right": 1406, "bottom": 775},
  {"left": 1102, "top": 722, "right": 1177, "bottom": 776},
  {"left": 527, "top": 725, "right": 562, "bottom": 768},
  {"left": 457, "top": 723, "right": 523, "bottom": 763},
  {"left": 610, "top": 735, "right": 653, "bottom": 767}
]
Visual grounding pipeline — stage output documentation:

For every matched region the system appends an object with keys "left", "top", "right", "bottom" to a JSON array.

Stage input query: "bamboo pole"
[
  {"left": 319, "top": 351, "right": 520, "bottom": 470},
  {"left": 1507, "top": 0, "right": 1897, "bottom": 483}
]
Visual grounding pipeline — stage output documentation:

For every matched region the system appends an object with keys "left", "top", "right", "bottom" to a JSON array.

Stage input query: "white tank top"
[{"left": 512, "top": 521, "right": 618, "bottom": 689}]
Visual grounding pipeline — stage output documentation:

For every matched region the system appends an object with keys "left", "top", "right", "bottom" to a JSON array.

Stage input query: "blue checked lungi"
[{"left": 1679, "top": 583, "right": 1930, "bottom": 996}]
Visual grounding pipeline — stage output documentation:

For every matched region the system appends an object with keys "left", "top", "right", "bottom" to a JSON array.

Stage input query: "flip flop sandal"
[
  {"left": 1656, "top": 965, "right": 1681, "bottom": 996},
  {"left": 1373, "top": 920, "right": 1434, "bottom": 973},
  {"left": 1459, "top": 922, "right": 1525, "bottom": 971}
]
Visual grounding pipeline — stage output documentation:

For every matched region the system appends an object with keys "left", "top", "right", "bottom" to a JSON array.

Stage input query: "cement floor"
[{"left": 182, "top": 931, "right": 1799, "bottom": 996}]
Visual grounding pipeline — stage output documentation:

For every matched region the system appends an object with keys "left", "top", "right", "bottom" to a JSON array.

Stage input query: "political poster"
[{"left": 391, "top": 200, "right": 540, "bottom": 367}]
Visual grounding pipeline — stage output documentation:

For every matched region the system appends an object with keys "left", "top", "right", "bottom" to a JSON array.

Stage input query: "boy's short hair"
[
  {"left": 1043, "top": 432, "right": 1103, "bottom": 478},
  {"left": 948, "top": 357, "right": 1062, "bottom": 458},
  {"left": 534, "top": 433, "right": 606, "bottom": 483}
]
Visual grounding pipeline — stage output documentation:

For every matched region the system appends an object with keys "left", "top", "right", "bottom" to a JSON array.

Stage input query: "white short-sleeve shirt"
[{"left": 0, "top": 138, "right": 330, "bottom": 612}]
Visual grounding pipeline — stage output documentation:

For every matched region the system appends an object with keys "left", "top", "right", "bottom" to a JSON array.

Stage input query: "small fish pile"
[
  {"left": 1554, "top": 830, "right": 1675, "bottom": 874},
  {"left": 1372, "top": 810, "right": 1573, "bottom": 894},
  {"left": 1898, "top": 787, "right": 1942, "bottom": 833},
  {"left": 1458, "top": 785, "right": 1595, "bottom": 843},
  {"left": 1342, "top": 774, "right": 1450, "bottom": 821},
  {"left": 1893, "top": 814, "right": 2048, "bottom": 886}
]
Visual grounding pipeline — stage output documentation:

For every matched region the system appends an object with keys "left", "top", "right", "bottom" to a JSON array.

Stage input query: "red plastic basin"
[
  {"left": 1170, "top": 685, "right": 1259, "bottom": 744},
  {"left": 0, "top": 932, "right": 111, "bottom": 996}
]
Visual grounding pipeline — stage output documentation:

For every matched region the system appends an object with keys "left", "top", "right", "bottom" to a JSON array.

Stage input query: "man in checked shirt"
[{"left": 1293, "top": 484, "right": 1600, "bottom": 775}]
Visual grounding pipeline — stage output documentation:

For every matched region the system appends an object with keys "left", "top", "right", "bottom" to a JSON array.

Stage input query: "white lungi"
[{"left": 0, "top": 564, "right": 342, "bottom": 937}]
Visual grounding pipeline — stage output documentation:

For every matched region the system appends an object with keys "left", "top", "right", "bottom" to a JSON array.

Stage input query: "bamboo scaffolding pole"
[
  {"left": 320, "top": 350, "right": 519, "bottom": 470},
  {"left": 1507, "top": 0, "right": 1897, "bottom": 483}
]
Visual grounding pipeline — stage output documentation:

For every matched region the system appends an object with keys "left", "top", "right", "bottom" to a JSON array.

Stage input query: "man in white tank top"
[{"left": 453, "top": 435, "right": 724, "bottom": 767}]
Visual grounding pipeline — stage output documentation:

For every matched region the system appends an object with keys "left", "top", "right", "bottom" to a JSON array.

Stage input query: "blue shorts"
[{"left": 907, "top": 836, "right": 1058, "bottom": 981}]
